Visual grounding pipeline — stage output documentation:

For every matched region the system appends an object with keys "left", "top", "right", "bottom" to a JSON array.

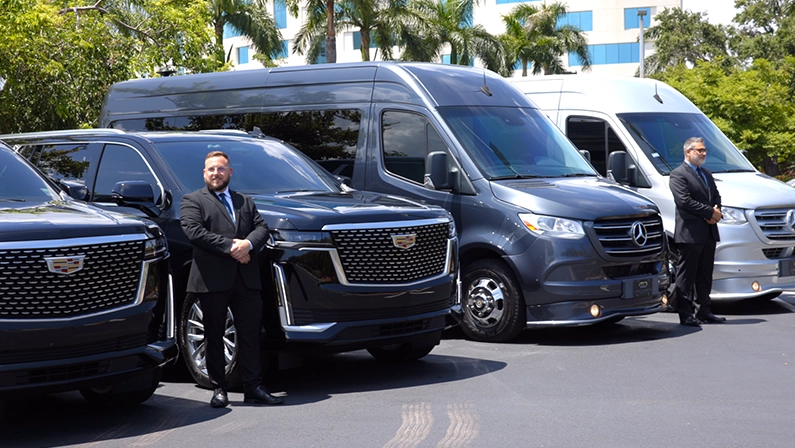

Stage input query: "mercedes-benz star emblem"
[
  {"left": 786, "top": 209, "right": 795, "bottom": 233},
  {"left": 630, "top": 221, "right": 648, "bottom": 247}
]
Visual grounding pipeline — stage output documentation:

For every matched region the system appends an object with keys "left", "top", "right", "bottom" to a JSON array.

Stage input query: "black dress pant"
[
  {"left": 673, "top": 234, "right": 717, "bottom": 316},
  {"left": 200, "top": 269, "right": 263, "bottom": 393}
]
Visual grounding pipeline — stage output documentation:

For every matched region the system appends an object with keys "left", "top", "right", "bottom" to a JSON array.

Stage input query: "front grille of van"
[
  {"left": 331, "top": 223, "right": 448, "bottom": 284},
  {"left": 0, "top": 241, "right": 143, "bottom": 319},
  {"left": 753, "top": 208, "right": 795, "bottom": 241},
  {"left": 592, "top": 214, "right": 664, "bottom": 258}
]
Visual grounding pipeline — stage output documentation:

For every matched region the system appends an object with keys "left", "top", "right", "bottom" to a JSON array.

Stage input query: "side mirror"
[
  {"left": 578, "top": 149, "right": 591, "bottom": 162},
  {"left": 59, "top": 179, "right": 89, "bottom": 201},
  {"left": 607, "top": 151, "right": 637, "bottom": 186},
  {"left": 424, "top": 151, "right": 451, "bottom": 190},
  {"left": 111, "top": 180, "right": 160, "bottom": 217}
]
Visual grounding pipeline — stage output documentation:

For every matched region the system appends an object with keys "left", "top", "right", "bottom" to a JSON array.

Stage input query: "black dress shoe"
[
  {"left": 244, "top": 385, "right": 285, "bottom": 405},
  {"left": 698, "top": 312, "right": 727, "bottom": 324},
  {"left": 679, "top": 314, "right": 701, "bottom": 327},
  {"left": 210, "top": 388, "right": 229, "bottom": 408}
]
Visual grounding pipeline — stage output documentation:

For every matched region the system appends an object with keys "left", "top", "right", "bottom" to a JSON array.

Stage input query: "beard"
[{"left": 205, "top": 176, "right": 230, "bottom": 192}]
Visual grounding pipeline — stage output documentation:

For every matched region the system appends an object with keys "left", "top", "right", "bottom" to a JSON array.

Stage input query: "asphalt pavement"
[{"left": 2, "top": 294, "right": 794, "bottom": 447}]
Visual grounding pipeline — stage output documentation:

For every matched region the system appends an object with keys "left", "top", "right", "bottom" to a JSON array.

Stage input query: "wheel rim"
[
  {"left": 466, "top": 277, "right": 505, "bottom": 328},
  {"left": 186, "top": 298, "right": 237, "bottom": 375}
]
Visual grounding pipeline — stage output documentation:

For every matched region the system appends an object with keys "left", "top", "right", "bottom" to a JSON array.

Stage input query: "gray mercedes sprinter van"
[{"left": 100, "top": 62, "right": 668, "bottom": 342}]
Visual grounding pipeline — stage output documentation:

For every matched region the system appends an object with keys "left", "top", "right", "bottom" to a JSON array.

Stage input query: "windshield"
[
  {"left": 617, "top": 112, "right": 756, "bottom": 175},
  {"left": 154, "top": 139, "right": 344, "bottom": 195},
  {"left": 438, "top": 106, "right": 597, "bottom": 179},
  {"left": 0, "top": 146, "right": 60, "bottom": 204}
]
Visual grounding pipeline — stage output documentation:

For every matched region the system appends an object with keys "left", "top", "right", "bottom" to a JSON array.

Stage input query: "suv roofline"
[{"left": 0, "top": 129, "right": 128, "bottom": 140}]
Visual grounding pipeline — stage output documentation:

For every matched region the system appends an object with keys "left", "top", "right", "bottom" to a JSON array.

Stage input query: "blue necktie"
[
  {"left": 217, "top": 192, "right": 235, "bottom": 222},
  {"left": 696, "top": 167, "right": 707, "bottom": 185}
]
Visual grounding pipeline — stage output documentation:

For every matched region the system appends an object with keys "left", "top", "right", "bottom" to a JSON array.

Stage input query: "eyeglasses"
[{"left": 689, "top": 147, "right": 708, "bottom": 154}]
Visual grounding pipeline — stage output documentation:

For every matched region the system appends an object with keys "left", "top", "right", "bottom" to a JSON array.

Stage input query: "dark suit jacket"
[
  {"left": 669, "top": 162, "right": 721, "bottom": 244},
  {"left": 181, "top": 186, "right": 269, "bottom": 293}
]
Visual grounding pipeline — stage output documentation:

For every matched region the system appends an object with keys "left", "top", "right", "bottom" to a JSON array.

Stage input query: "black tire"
[
  {"left": 80, "top": 368, "right": 162, "bottom": 407},
  {"left": 178, "top": 293, "right": 243, "bottom": 390},
  {"left": 366, "top": 343, "right": 435, "bottom": 363},
  {"left": 461, "top": 259, "right": 526, "bottom": 342}
]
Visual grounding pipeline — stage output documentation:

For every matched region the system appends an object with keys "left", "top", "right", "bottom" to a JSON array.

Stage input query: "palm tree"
[
  {"left": 501, "top": 2, "right": 590, "bottom": 76},
  {"left": 209, "top": 0, "right": 283, "bottom": 69},
  {"left": 287, "top": 0, "right": 339, "bottom": 63},
  {"left": 292, "top": 0, "right": 407, "bottom": 63},
  {"left": 395, "top": 0, "right": 506, "bottom": 74}
]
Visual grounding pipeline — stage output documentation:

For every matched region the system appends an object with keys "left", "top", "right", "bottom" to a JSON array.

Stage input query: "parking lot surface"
[{"left": 2, "top": 294, "right": 794, "bottom": 448}]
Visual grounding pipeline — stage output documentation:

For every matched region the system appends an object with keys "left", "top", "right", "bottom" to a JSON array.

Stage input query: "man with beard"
[
  {"left": 181, "top": 151, "right": 285, "bottom": 407},
  {"left": 669, "top": 137, "right": 726, "bottom": 327}
]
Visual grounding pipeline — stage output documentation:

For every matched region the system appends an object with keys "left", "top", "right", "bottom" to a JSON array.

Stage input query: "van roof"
[{"left": 508, "top": 75, "right": 701, "bottom": 115}]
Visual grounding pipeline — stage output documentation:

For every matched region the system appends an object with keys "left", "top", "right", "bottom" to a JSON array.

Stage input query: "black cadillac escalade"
[
  {"left": 0, "top": 130, "right": 460, "bottom": 390},
  {"left": 0, "top": 141, "right": 175, "bottom": 406}
]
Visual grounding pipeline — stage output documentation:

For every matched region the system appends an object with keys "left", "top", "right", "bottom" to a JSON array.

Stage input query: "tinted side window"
[
  {"left": 93, "top": 144, "right": 159, "bottom": 203},
  {"left": 381, "top": 111, "right": 447, "bottom": 184},
  {"left": 37, "top": 143, "right": 99, "bottom": 187}
]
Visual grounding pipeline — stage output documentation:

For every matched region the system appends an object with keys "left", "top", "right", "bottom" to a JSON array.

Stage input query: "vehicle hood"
[
  {"left": 490, "top": 177, "right": 659, "bottom": 220},
  {"left": 0, "top": 201, "right": 147, "bottom": 242},
  {"left": 712, "top": 171, "right": 795, "bottom": 209},
  {"left": 252, "top": 191, "right": 450, "bottom": 230}
]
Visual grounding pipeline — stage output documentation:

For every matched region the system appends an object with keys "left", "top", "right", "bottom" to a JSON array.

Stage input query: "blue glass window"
[
  {"left": 315, "top": 42, "right": 326, "bottom": 64},
  {"left": 557, "top": 11, "right": 593, "bottom": 32},
  {"left": 624, "top": 7, "right": 651, "bottom": 29},
  {"left": 274, "top": 0, "right": 287, "bottom": 29},
  {"left": 353, "top": 31, "right": 377, "bottom": 50},
  {"left": 568, "top": 43, "right": 639, "bottom": 66},
  {"left": 276, "top": 40, "right": 288, "bottom": 59},
  {"left": 223, "top": 23, "right": 242, "bottom": 39},
  {"left": 237, "top": 46, "right": 249, "bottom": 64}
]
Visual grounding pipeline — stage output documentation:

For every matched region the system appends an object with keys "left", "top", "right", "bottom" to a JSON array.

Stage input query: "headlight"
[
  {"left": 519, "top": 213, "right": 585, "bottom": 239},
  {"left": 143, "top": 221, "right": 168, "bottom": 259},
  {"left": 720, "top": 206, "right": 747, "bottom": 225},
  {"left": 448, "top": 220, "right": 457, "bottom": 239},
  {"left": 273, "top": 230, "right": 334, "bottom": 248}
]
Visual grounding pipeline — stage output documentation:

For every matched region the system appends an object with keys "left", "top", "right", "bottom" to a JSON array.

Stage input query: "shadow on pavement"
[{"left": 0, "top": 387, "right": 227, "bottom": 447}]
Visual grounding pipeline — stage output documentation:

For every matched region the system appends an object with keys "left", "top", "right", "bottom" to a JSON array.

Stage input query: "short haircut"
[
  {"left": 205, "top": 151, "right": 229, "bottom": 163},
  {"left": 683, "top": 137, "right": 704, "bottom": 153}
]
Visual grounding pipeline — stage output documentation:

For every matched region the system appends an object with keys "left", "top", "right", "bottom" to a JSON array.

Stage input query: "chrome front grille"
[
  {"left": 592, "top": 214, "right": 664, "bottom": 257},
  {"left": 0, "top": 241, "right": 144, "bottom": 319},
  {"left": 331, "top": 222, "right": 449, "bottom": 284},
  {"left": 754, "top": 208, "right": 795, "bottom": 241}
]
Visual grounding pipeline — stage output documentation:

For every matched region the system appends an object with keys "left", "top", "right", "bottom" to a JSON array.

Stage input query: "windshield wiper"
[
  {"left": 715, "top": 169, "right": 755, "bottom": 173},
  {"left": 562, "top": 173, "right": 597, "bottom": 177},
  {"left": 489, "top": 174, "right": 550, "bottom": 180},
  {"left": 274, "top": 189, "right": 328, "bottom": 194},
  {"left": 0, "top": 198, "right": 25, "bottom": 202}
]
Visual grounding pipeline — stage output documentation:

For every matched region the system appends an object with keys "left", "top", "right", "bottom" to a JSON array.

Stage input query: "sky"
[{"left": 681, "top": 0, "right": 739, "bottom": 26}]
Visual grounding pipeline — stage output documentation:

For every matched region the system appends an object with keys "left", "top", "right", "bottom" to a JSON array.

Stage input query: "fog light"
[
  {"left": 661, "top": 295, "right": 669, "bottom": 307},
  {"left": 752, "top": 281, "right": 761, "bottom": 292},
  {"left": 590, "top": 304, "right": 601, "bottom": 318}
]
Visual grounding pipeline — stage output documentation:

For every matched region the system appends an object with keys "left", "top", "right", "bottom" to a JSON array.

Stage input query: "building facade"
[{"left": 223, "top": 0, "right": 681, "bottom": 77}]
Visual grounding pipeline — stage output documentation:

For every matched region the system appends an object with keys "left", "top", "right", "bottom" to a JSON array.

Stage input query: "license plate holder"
[
  {"left": 622, "top": 277, "right": 655, "bottom": 299},
  {"left": 778, "top": 259, "right": 795, "bottom": 277}
]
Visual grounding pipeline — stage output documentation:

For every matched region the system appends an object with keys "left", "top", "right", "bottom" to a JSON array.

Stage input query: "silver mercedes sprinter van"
[
  {"left": 99, "top": 62, "right": 668, "bottom": 342},
  {"left": 509, "top": 75, "right": 795, "bottom": 301}
]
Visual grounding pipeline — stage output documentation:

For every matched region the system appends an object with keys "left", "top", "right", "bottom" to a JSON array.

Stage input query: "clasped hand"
[
  {"left": 230, "top": 239, "right": 251, "bottom": 264},
  {"left": 705, "top": 206, "right": 722, "bottom": 225}
]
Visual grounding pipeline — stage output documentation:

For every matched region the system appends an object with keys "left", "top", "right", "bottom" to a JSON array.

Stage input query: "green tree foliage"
[
  {"left": 500, "top": 2, "right": 590, "bottom": 76},
  {"left": 733, "top": 0, "right": 795, "bottom": 63},
  {"left": 396, "top": 0, "right": 506, "bottom": 73},
  {"left": 287, "top": 0, "right": 339, "bottom": 63},
  {"left": 207, "top": 0, "right": 283, "bottom": 70},
  {"left": 644, "top": 7, "right": 734, "bottom": 76},
  {"left": 656, "top": 58, "right": 795, "bottom": 174},
  {"left": 292, "top": 0, "right": 406, "bottom": 63}
]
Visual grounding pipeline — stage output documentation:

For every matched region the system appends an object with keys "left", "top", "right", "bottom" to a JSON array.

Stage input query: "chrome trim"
[
  {"left": 282, "top": 323, "right": 337, "bottom": 333},
  {"left": 273, "top": 263, "right": 293, "bottom": 326},
  {"left": 0, "top": 233, "right": 148, "bottom": 250},
  {"left": 321, "top": 217, "right": 450, "bottom": 231},
  {"left": 166, "top": 273, "right": 175, "bottom": 340}
]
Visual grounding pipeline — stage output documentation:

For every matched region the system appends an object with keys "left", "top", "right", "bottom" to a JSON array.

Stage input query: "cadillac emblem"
[
  {"left": 45, "top": 255, "right": 86, "bottom": 275},
  {"left": 391, "top": 234, "right": 417, "bottom": 249}
]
